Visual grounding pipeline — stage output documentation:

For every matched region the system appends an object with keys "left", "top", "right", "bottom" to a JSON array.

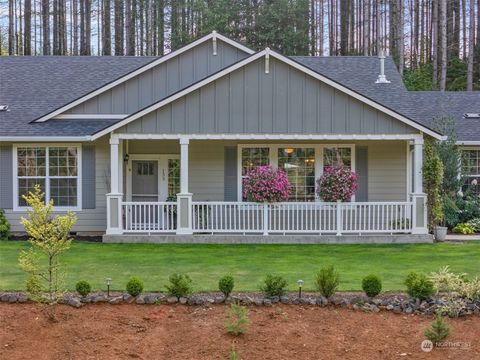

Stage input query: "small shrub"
[
  {"left": 361, "top": 274, "right": 382, "bottom": 297},
  {"left": 126, "top": 277, "right": 144, "bottom": 297},
  {"left": 225, "top": 303, "right": 249, "bottom": 336},
  {"left": 165, "top": 273, "right": 193, "bottom": 299},
  {"left": 466, "top": 218, "right": 480, "bottom": 232},
  {"left": 75, "top": 280, "right": 91, "bottom": 297},
  {"left": 260, "top": 274, "right": 288, "bottom": 297},
  {"left": 315, "top": 265, "right": 340, "bottom": 298},
  {"left": 424, "top": 313, "right": 451, "bottom": 342},
  {"left": 405, "top": 272, "right": 434, "bottom": 301},
  {"left": 0, "top": 209, "right": 11, "bottom": 239},
  {"left": 452, "top": 223, "right": 475, "bottom": 235},
  {"left": 219, "top": 275, "right": 235, "bottom": 299}
]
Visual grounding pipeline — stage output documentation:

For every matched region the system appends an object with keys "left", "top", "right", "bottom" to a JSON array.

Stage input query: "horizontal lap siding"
[
  {"left": 119, "top": 58, "right": 418, "bottom": 135},
  {"left": 368, "top": 141, "right": 407, "bottom": 201},
  {"left": 5, "top": 139, "right": 109, "bottom": 233}
]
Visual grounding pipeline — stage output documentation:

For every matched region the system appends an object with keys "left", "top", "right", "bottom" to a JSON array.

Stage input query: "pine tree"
[{"left": 424, "top": 313, "right": 451, "bottom": 343}]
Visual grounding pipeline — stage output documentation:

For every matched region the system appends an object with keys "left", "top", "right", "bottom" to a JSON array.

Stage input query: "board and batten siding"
[
  {"left": 2, "top": 138, "right": 110, "bottom": 233},
  {"left": 118, "top": 57, "right": 418, "bottom": 135},
  {"left": 66, "top": 40, "right": 249, "bottom": 116}
]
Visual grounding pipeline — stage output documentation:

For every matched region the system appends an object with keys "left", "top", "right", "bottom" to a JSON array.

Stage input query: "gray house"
[{"left": 1, "top": 32, "right": 479, "bottom": 243}]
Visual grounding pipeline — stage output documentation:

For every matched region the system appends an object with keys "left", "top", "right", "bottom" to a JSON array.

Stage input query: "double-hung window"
[
  {"left": 15, "top": 145, "right": 81, "bottom": 210},
  {"left": 462, "top": 149, "right": 480, "bottom": 196},
  {"left": 238, "top": 144, "right": 354, "bottom": 202}
]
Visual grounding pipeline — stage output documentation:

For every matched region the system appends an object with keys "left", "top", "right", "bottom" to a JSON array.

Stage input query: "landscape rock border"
[{"left": 1, "top": 291, "right": 479, "bottom": 316}]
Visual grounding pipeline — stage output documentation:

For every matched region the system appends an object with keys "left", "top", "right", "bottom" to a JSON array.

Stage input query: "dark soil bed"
[{"left": 0, "top": 303, "right": 478, "bottom": 359}]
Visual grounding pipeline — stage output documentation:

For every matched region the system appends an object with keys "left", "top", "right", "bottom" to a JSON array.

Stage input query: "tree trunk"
[
  {"left": 24, "top": 0, "right": 31, "bottom": 55},
  {"left": 467, "top": 0, "right": 475, "bottom": 90},
  {"left": 85, "top": 0, "right": 91, "bottom": 55},
  {"left": 103, "top": 0, "right": 111, "bottom": 55},
  {"left": 73, "top": 0, "right": 79, "bottom": 55},
  {"left": 157, "top": 0, "right": 164, "bottom": 55},
  {"left": 439, "top": 0, "right": 447, "bottom": 91},
  {"left": 340, "top": 0, "right": 348, "bottom": 55},
  {"left": 114, "top": 0, "right": 124, "bottom": 55},
  {"left": 8, "top": 0, "right": 15, "bottom": 55},
  {"left": 432, "top": 0, "right": 439, "bottom": 88}
]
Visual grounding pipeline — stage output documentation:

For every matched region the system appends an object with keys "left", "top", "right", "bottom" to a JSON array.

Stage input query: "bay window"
[
  {"left": 462, "top": 149, "right": 480, "bottom": 196},
  {"left": 15, "top": 145, "right": 81, "bottom": 209},
  {"left": 238, "top": 144, "right": 354, "bottom": 202}
]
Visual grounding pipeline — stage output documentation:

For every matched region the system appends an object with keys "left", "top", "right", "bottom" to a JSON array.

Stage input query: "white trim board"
[
  {"left": 92, "top": 49, "right": 443, "bottom": 140},
  {"left": 0, "top": 136, "right": 93, "bottom": 141},
  {"left": 52, "top": 114, "right": 128, "bottom": 120},
  {"left": 457, "top": 141, "right": 480, "bottom": 146},
  {"left": 34, "top": 32, "right": 254, "bottom": 123},
  {"left": 113, "top": 133, "right": 424, "bottom": 141}
]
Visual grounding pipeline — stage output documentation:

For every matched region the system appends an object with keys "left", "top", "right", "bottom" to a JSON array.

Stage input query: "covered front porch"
[{"left": 104, "top": 133, "right": 429, "bottom": 241}]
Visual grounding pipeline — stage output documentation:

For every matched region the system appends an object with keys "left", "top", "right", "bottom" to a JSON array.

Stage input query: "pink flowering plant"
[
  {"left": 316, "top": 166, "right": 358, "bottom": 202},
  {"left": 242, "top": 165, "right": 291, "bottom": 203}
]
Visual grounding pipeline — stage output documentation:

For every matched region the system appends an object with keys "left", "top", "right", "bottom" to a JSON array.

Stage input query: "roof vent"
[
  {"left": 464, "top": 113, "right": 480, "bottom": 119},
  {"left": 0, "top": 105, "right": 8, "bottom": 112},
  {"left": 375, "top": 50, "right": 390, "bottom": 84}
]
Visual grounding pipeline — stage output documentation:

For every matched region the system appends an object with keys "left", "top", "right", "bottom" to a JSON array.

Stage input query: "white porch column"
[
  {"left": 106, "top": 136, "right": 123, "bottom": 235},
  {"left": 176, "top": 137, "right": 193, "bottom": 235},
  {"left": 411, "top": 136, "right": 428, "bottom": 234},
  {"left": 413, "top": 137, "right": 424, "bottom": 194}
]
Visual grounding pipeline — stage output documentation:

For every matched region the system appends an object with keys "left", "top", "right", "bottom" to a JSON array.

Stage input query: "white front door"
[{"left": 127, "top": 155, "right": 180, "bottom": 201}]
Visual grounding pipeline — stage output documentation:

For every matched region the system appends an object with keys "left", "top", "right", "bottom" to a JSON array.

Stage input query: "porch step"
[{"left": 102, "top": 234, "right": 434, "bottom": 244}]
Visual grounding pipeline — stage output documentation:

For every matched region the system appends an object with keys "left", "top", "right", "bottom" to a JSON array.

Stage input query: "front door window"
[{"left": 131, "top": 160, "right": 158, "bottom": 202}]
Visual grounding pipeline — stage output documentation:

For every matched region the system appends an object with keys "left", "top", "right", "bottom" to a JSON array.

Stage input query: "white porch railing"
[
  {"left": 122, "top": 202, "right": 177, "bottom": 233},
  {"left": 191, "top": 201, "right": 413, "bottom": 235},
  {"left": 119, "top": 200, "right": 413, "bottom": 235}
]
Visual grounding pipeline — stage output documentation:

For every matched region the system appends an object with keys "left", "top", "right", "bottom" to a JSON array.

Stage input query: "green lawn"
[{"left": 1, "top": 240, "right": 479, "bottom": 292}]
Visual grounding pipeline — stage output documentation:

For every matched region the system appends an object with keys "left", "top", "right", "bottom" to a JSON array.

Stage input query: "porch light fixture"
[
  {"left": 124, "top": 153, "right": 129, "bottom": 162},
  {"left": 284, "top": 148, "right": 294, "bottom": 154},
  {"left": 297, "top": 279, "right": 304, "bottom": 299},
  {"left": 105, "top": 277, "right": 112, "bottom": 297}
]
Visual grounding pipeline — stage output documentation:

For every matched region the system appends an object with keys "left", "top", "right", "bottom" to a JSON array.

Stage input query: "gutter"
[
  {"left": 0, "top": 136, "right": 93, "bottom": 142},
  {"left": 457, "top": 141, "right": 480, "bottom": 146}
]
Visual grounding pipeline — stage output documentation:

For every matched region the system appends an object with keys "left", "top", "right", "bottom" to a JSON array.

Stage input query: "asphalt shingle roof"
[
  {"left": 0, "top": 56, "right": 156, "bottom": 137},
  {"left": 1, "top": 54, "right": 479, "bottom": 141},
  {"left": 293, "top": 56, "right": 480, "bottom": 141}
]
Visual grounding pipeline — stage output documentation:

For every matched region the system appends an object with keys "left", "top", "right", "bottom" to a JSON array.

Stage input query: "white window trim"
[
  {"left": 237, "top": 144, "right": 356, "bottom": 202},
  {"left": 13, "top": 144, "right": 83, "bottom": 212},
  {"left": 461, "top": 147, "right": 480, "bottom": 177}
]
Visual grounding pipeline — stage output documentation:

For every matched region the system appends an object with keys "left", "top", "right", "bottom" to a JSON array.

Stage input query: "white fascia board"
[
  {"left": 52, "top": 114, "right": 128, "bottom": 120},
  {"left": 0, "top": 136, "right": 92, "bottom": 141},
  {"left": 114, "top": 133, "right": 423, "bottom": 141},
  {"left": 92, "top": 51, "right": 267, "bottom": 140},
  {"left": 95, "top": 48, "right": 443, "bottom": 141},
  {"left": 457, "top": 141, "right": 480, "bottom": 146},
  {"left": 34, "top": 32, "right": 254, "bottom": 123}
]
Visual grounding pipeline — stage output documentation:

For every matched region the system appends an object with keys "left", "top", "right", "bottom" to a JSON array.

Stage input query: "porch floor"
[{"left": 102, "top": 234, "right": 434, "bottom": 244}]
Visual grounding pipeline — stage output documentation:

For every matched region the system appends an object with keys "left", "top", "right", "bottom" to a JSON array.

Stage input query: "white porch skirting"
[{"left": 102, "top": 234, "right": 433, "bottom": 244}]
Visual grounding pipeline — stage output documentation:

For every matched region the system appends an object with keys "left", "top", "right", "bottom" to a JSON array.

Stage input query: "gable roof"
[
  {"left": 1, "top": 35, "right": 479, "bottom": 141},
  {"left": 33, "top": 32, "right": 254, "bottom": 123},
  {"left": 90, "top": 49, "right": 444, "bottom": 140}
]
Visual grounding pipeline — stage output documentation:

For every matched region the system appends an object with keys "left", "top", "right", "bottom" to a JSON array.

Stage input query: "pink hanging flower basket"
[
  {"left": 316, "top": 165, "right": 358, "bottom": 202},
  {"left": 242, "top": 165, "right": 291, "bottom": 203}
]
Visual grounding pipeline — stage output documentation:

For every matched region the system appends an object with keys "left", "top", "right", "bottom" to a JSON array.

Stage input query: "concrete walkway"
[{"left": 445, "top": 234, "right": 480, "bottom": 242}]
